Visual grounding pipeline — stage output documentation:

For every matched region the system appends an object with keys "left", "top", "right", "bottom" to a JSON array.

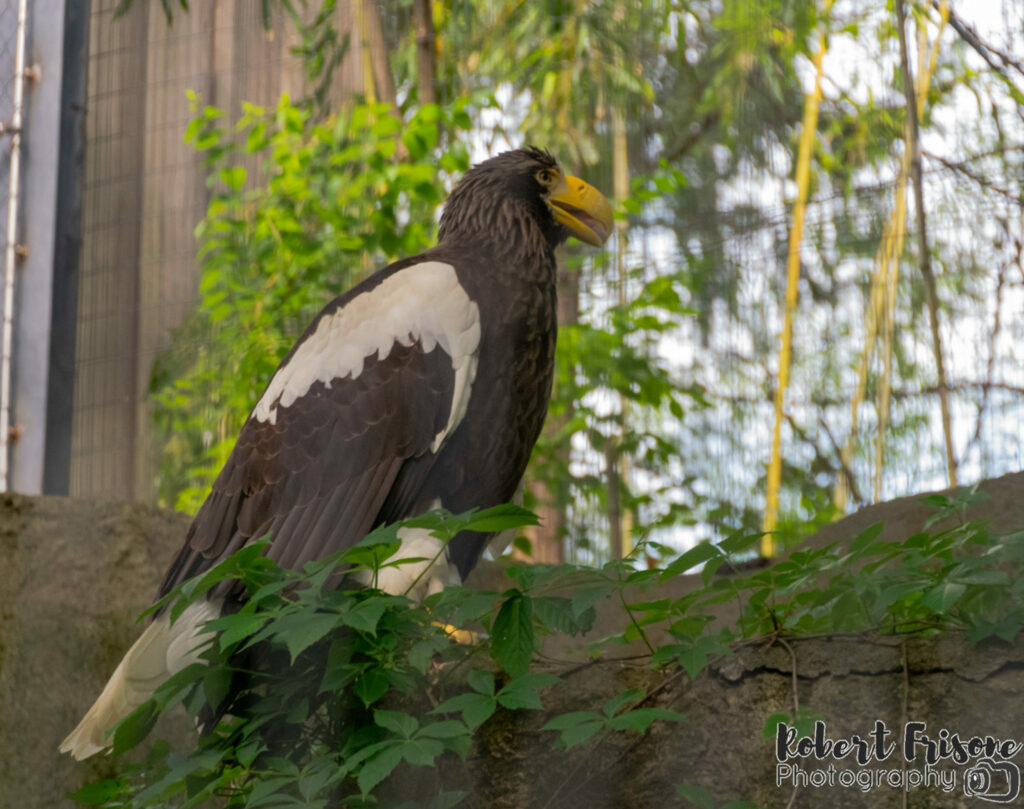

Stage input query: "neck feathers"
[{"left": 438, "top": 173, "right": 562, "bottom": 265}]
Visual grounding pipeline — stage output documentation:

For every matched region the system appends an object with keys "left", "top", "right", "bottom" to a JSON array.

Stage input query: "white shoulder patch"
[{"left": 253, "top": 262, "right": 480, "bottom": 450}]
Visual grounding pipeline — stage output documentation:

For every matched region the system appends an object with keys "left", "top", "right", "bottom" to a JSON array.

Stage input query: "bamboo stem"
[
  {"left": 610, "top": 57, "right": 632, "bottom": 561},
  {"left": 837, "top": 0, "right": 949, "bottom": 507},
  {"left": 762, "top": 9, "right": 831, "bottom": 556}
]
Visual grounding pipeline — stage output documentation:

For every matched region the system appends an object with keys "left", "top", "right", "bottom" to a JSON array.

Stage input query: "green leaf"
[
  {"left": 343, "top": 598, "right": 390, "bottom": 634},
  {"left": 662, "top": 542, "right": 721, "bottom": 580},
  {"left": 676, "top": 633, "right": 731, "bottom": 679},
  {"left": 621, "top": 196, "right": 642, "bottom": 215},
  {"left": 357, "top": 744, "right": 404, "bottom": 796},
  {"left": 431, "top": 692, "right": 496, "bottom": 730},
  {"left": 68, "top": 778, "right": 130, "bottom": 805},
  {"left": 490, "top": 593, "right": 535, "bottom": 677},
  {"left": 409, "top": 636, "right": 448, "bottom": 673},
  {"left": 464, "top": 504, "right": 540, "bottom": 533},
  {"left": 607, "top": 706, "right": 685, "bottom": 733},
  {"left": 875, "top": 581, "right": 923, "bottom": 611},
  {"left": 541, "top": 711, "right": 605, "bottom": 749},
  {"left": 202, "top": 665, "right": 232, "bottom": 710},
  {"left": 570, "top": 583, "right": 616, "bottom": 617},
  {"left": 533, "top": 596, "right": 588, "bottom": 635},
  {"left": 418, "top": 719, "right": 470, "bottom": 740},
  {"left": 467, "top": 669, "right": 495, "bottom": 696},
  {"left": 375, "top": 709, "right": 418, "bottom": 738},
  {"left": 675, "top": 782, "right": 715, "bottom": 809},
  {"left": 111, "top": 700, "right": 158, "bottom": 756},
  {"left": 429, "top": 791, "right": 469, "bottom": 809},
  {"left": 955, "top": 570, "right": 1008, "bottom": 585},
  {"left": 215, "top": 612, "right": 270, "bottom": 650},
  {"left": 496, "top": 673, "right": 560, "bottom": 710},
  {"left": 219, "top": 165, "right": 247, "bottom": 191},
  {"left": 763, "top": 712, "right": 791, "bottom": 739},
  {"left": 401, "top": 737, "right": 444, "bottom": 766},
  {"left": 319, "top": 635, "right": 358, "bottom": 694},
  {"left": 277, "top": 611, "right": 341, "bottom": 662},
  {"left": 602, "top": 689, "right": 644, "bottom": 718},
  {"left": 354, "top": 668, "right": 390, "bottom": 706},
  {"left": 921, "top": 581, "right": 967, "bottom": 613},
  {"left": 848, "top": 522, "right": 885, "bottom": 553},
  {"left": 431, "top": 589, "right": 499, "bottom": 625},
  {"left": 152, "top": 661, "right": 206, "bottom": 709},
  {"left": 717, "top": 532, "right": 763, "bottom": 554},
  {"left": 184, "top": 116, "right": 204, "bottom": 145},
  {"left": 247, "top": 775, "right": 296, "bottom": 808},
  {"left": 297, "top": 759, "right": 338, "bottom": 801}
]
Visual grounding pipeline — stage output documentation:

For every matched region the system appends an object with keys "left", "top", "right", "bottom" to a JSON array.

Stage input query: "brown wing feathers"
[{"left": 157, "top": 341, "right": 455, "bottom": 600}]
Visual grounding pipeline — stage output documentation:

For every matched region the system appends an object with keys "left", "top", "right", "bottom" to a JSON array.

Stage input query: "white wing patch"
[{"left": 253, "top": 262, "right": 480, "bottom": 453}]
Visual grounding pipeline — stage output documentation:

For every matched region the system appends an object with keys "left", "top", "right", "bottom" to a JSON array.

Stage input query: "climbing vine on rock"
[{"left": 69, "top": 489, "right": 1024, "bottom": 808}]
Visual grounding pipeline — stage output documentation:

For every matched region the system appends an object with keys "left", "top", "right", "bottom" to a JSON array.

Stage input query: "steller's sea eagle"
[{"left": 60, "top": 147, "right": 613, "bottom": 759}]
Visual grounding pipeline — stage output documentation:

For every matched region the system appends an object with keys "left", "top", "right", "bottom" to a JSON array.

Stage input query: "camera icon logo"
[{"left": 963, "top": 758, "right": 1020, "bottom": 803}]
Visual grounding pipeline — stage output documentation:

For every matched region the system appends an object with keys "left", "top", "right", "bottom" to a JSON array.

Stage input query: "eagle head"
[{"left": 438, "top": 147, "right": 613, "bottom": 249}]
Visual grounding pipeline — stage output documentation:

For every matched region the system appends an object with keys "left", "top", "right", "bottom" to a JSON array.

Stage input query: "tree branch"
[
  {"left": 897, "top": 0, "right": 957, "bottom": 487},
  {"left": 922, "top": 148, "right": 1024, "bottom": 205}
]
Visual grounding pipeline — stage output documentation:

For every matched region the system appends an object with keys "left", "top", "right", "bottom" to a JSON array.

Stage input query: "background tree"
[{"left": 147, "top": 0, "right": 1024, "bottom": 566}]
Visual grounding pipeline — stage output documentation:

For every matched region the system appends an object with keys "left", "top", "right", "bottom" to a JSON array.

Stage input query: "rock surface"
[{"left": 0, "top": 493, "right": 192, "bottom": 809}]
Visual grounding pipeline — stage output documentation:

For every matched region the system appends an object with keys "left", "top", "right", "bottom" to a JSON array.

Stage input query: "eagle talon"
[{"left": 433, "top": 621, "right": 484, "bottom": 645}]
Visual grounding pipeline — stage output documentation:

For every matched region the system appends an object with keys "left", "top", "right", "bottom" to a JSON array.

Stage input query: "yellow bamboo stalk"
[
  {"left": 874, "top": 185, "right": 906, "bottom": 499},
  {"left": 837, "top": 2, "right": 948, "bottom": 506},
  {"left": 834, "top": 226, "right": 889, "bottom": 508},
  {"left": 612, "top": 100, "right": 632, "bottom": 559},
  {"left": 762, "top": 12, "right": 831, "bottom": 557}
]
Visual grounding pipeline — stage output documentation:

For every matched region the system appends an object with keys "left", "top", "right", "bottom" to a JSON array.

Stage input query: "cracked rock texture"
[{"left": 4, "top": 476, "right": 1024, "bottom": 809}]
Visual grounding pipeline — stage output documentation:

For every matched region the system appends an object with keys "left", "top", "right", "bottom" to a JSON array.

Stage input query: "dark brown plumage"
[{"left": 61, "top": 148, "right": 613, "bottom": 759}]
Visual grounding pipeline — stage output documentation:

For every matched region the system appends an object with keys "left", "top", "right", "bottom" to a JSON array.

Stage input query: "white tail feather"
[{"left": 60, "top": 600, "right": 220, "bottom": 760}]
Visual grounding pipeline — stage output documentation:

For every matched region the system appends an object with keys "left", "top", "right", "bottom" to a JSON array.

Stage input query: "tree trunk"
[{"left": 412, "top": 0, "right": 436, "bottom": 105}]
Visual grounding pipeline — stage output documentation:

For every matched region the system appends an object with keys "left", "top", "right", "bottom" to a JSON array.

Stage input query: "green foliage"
[
  {"left": 71, "top": 489, "right": 1024, "bottom": 808},
  {"left": 151, "top": 94, "right": 482, "bottom": 513},
  {"left": 540, "top": 690, "right": 684, "bottom": 749},
  {"left": 69, "top": 506, "right": 686, "bottom": 808},
  {"left": 762, "top": 706, "right": 824, "bottom": 741},
  {"left": 610, "top": 490, "right": 1024, "bottom": 694},
  {"left": 73, "top": 507, "right": 554, "bottom": 809}
]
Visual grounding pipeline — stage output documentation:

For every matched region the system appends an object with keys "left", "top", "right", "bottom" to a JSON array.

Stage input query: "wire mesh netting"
[
  {"left": 70, "top": 0, "right": 364, "bottom": 500},
  {"left": 65, "top": 1, "right": 1024, "bottom": 564}
]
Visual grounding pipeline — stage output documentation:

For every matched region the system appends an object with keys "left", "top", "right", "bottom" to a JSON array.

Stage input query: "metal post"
[
  {"left": 0, "top": 0, "right": 29, "bottom": 492},
  {"left": 44, "top": 0, "right": 90, "bottom": 494}
]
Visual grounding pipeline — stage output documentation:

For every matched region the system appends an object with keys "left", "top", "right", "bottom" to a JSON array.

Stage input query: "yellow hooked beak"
[{"left": 548, "top": 175, "right": 614, "bottom": 247}]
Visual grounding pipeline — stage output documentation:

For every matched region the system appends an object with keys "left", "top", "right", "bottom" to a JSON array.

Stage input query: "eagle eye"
[{"left": 536, "top": 168, "right": 557, "bottom": 187}]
